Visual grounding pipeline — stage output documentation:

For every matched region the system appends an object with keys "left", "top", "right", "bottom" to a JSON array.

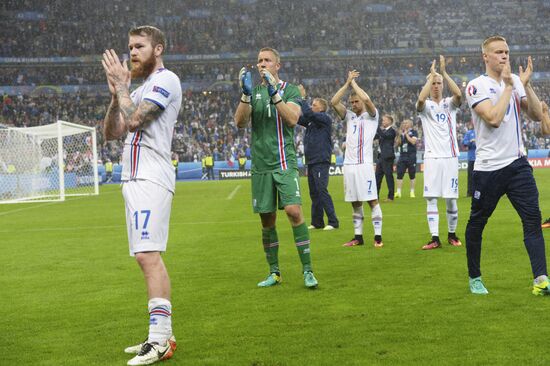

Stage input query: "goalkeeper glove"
[
  {"left": 261, "top": 70, "right": 282, "bottom": 104},
  {"left": 239, "top": 67, "right": 252, "bottom": 103}
]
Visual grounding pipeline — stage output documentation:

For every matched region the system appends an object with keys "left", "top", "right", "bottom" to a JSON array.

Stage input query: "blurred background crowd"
[{"left": 1, "top": 0, "right": 550, "bottom": 165}]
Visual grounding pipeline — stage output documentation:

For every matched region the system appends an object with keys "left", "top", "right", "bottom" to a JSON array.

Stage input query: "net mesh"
[{"left": 0, "top": 121, "right": 98, "bottom": 203}]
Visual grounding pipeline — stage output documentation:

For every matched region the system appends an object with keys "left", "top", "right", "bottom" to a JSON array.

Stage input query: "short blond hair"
[
  {"left": 313, "top": 98, "right": 328, "bottom": 112},
  {"left": 258, "top": 47, "right": 280, "bottom": 63},
  {"left": 482, "top": 35, "right": 507, "bottom": 53}
]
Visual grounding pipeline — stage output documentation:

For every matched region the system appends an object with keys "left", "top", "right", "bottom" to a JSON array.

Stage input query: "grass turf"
[{"left": 1, "top": 169, "right": 550, "bottom": 366}]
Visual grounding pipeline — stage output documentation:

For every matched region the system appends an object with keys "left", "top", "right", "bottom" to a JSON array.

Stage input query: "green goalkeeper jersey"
[{"left": 250, "top": 81, "right": 301, "bottom": 173}]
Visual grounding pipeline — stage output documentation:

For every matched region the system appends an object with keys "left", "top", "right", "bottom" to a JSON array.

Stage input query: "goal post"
[{"left": 0, "top": 120, "right": 99, "bottom": 204}]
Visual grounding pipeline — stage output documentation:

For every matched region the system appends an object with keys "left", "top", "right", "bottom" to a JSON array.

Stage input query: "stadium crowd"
[
  {"left": 4, "top": 55, "right": 550, "bottom": 86},
  {"left": 2, "top": 0, "right": 549, "bottom": 57},
  {"left": 2, "top": 0, "right": 550, "bottom": 165},
  {"left": 2, "top": 80, "right": 549, "bottom": 165}
]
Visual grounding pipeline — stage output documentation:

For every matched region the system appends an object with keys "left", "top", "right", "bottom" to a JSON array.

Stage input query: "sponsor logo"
[
  {"left": 489, "top": 88, "right": 496, "bottom": 94},
  {"left": 219, "top": 170, "right": 252, "bottom": 179},
  {"left": 467, "top": 85, "right": 477, "bottom": 96},
  {"left": 152, "top": 85, "right": 170, "bottom": 98},
  {"left": 256, "top": 93, "right": 262, "bottom": 100},
  {"left": 474, "top": 191, "right": 481, "bottom": 199},
  {"left": 141, "top": 231, "right": 150, "bottom": 240}
]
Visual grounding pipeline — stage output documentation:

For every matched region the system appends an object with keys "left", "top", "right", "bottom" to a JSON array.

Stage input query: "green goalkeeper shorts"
[{"left": 251, "top": 168, "right": 302, "bottom": 213}]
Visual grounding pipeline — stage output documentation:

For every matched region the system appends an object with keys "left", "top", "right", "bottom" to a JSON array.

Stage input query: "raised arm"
[
  {"left": 103, "top": 95, "right": 126, "bottom": 141},
  {"left": 235, "top": 67, "right": 252, "bottom": 128},
  {"left": 102, "top": 49, "right": 162, "bottom": 134},
  {"left": 541, "top": 101, "right": 550, "bottom": 136},
  {"left": 102, "top": 51, "right": 127, "bottom": 141},
  {"left": 261, "top": 69, "right": 300, "bottom": 127},
  {"left": 417, "top": 60, "right": 436, "bottom": 112},
  {"left": 473, "top": 62, "right": 514, "bottom": 128},
  {"left": 350, "top": 78, "right": 376, "bottom": 117},
  {"left": 404, "top": 129, "right": 418, "bottom": 144},
  {"left": 331, "top": 70, "right": 357, "bottom": 120},
  {"left": 440, "top": 55, "right": 462, "bottom": 107},
  {"left": 519, "top": 56, "right": 543, "bottom": 121}
]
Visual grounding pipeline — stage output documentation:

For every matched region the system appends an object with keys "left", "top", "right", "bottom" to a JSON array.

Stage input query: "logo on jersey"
[
  {"left": 474, "top": 191, "right": 481, "bottom": 199},
  {"left": 141, "top": 230, "right": 150, "bottom": 240},
  {"left": 152, "top": 86, "right": 170, "bottom": 98},
  {"left": 489, "top": 88, "right": 496, "bottom": 94},
  {"left": 255, "top": 93, "right": 262, "bottom": 100},
  {"left": 467, "top": 85, "right": 477, "bottom": 96}
]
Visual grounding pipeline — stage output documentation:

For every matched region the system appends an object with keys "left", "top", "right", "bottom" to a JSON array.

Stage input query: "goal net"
[{"left": 0, "top": 120, "right": 99, "bottom": 203}]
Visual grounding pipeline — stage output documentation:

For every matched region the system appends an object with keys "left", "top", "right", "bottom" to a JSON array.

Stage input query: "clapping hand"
[
  {"left": 519, "top": 56, "right": 534, "bottom": 87},
  {"left": 239, "top": 67, "right": 252, "bottom": 96},
  {"left": 101, "top": 49, "right": 131, "bottom": 94},
  {"left": 347, "top": 70, "right": 360, "bottom": 85},
  {"left": 502, "top": 61, "right": 513, "bottom": 87},
  {"left": 439, "top": 55, "right": 447, "bottom": 76}
]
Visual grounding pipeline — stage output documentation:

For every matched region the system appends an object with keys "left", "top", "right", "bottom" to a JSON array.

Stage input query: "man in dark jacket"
[
  {"left": 298, "top": 85, "right": 339, "bottom": 230},
  {"left": 375, "top": 114, "right": 397, "bottom": 201}
]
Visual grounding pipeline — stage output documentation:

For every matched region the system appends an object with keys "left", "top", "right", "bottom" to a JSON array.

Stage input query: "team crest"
[{"left": 467, "top": 85, "right": 477, "bottom": 96}]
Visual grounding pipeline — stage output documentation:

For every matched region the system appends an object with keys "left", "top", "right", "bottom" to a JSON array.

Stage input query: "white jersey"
[
  {"left": 417, "top": 97, "right": 460, "bottom": 158},
  {"left": 343, "top": 109, "right": 379, "bottom": 165},
  {"left": 466, "top": 74, "right": 526, "bottom": 171},
  {"left": 121, "top": 68, "right": 182, "bottom": 193}
]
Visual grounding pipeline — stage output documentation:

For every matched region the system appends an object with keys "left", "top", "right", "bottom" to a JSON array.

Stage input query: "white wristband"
[
  {"left": 241, "top": 94, "right": 251, "bottom": 103},
  {"left": 271, "top": 93, "right": 282, "bottom": 104}
]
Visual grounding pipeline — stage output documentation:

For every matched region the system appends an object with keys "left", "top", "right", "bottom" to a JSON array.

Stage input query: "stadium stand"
[{"left": 1, "top": 0, "right": 550, "bottom": 168}]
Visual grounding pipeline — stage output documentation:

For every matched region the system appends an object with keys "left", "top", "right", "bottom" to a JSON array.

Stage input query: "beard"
[{"left": 130, "top": 52, "right": 156, "bottom": 79}]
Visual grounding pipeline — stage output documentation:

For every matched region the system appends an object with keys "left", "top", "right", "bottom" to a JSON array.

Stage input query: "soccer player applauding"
[
  {"left": 331, "top": 70, "right": 383, "bottom": 248},
  {"left": 416, "top": 56, "right": 462, "bottom": 250},
  {"left": 102, "top": 26, "right": 180, "bottom": 365},
  {"left": 234, "top": 48, "right": 318, "bottom": 289},
  {"left": 465, "top": 36, "right": 548, "bottom": 295}
]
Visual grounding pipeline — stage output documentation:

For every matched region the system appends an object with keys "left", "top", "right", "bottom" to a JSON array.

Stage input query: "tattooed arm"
[
  {"left": 102, "top": 49, "right": 162, "bottom": 136},
  {"left": 103, "top": 96, "right": 127, "bottom": 141},
  {"left": 115, "top": 84, "right": 162, "bottom": 133}
]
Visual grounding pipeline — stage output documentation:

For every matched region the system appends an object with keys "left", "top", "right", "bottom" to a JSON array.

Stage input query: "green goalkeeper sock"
[
  {"left": 262, "top": 227, "right": 279, "bottom": 274},
  {"left": 293, "top": 223, "right": 312, "bottom": 272}
]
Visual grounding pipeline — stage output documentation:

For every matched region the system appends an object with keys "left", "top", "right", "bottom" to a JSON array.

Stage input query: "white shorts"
[
  {"left": 423, "top": 157, "right": 459, "bottom": 198},
  {"left": 343, "top": 163, "right": 378, "bottom": 202},
  {"left": 122, "top": 179, "right": 173, "bottom": 256}
]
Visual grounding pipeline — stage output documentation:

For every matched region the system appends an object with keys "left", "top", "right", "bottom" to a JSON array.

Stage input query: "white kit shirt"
[
  {"left": 466, "top": 73, "right": 526, "bottom": 171},
  {"left": 417, "top": 97, "right": 460, "bottom": 159},
  {"left": 121, "top": 68, "right": 182, "bottom": 193},
  {"left": 343, "top": 109, "right": 379, "bottom": 165}
]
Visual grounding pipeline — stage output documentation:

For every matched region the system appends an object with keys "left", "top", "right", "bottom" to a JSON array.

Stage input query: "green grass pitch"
[{"left": 1, "top": 169, "right": 550, "bottom": 366}]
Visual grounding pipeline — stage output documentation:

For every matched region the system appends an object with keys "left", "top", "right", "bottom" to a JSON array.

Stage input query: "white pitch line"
[
  {"left": 226, "top": 185, "right": 241, "bottom": 200},
  {"left": 0, "top": 201, "right": 62, "bottom": 217},
  {"left": 0, "top": 190, "right": 119, "bottom": 218}
]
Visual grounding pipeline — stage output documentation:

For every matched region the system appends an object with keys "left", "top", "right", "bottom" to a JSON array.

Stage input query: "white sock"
[
  {"left": 371, "top": 203, "right": 382, "bottom": 236},
  {"left": 446, "top": 198, "right": 458, "bottom": 233},
  {"left": 396, "top": 188, "right": 402, "bottom": 195},
  {"left": 148, "top": 297, "right": 172, "bottom": 345},
  {"left": 352, "top": 205, "right": 364, "bottom": 235},
  {"left": 426, "top": 198, "right": 439, "bottom": 237}
]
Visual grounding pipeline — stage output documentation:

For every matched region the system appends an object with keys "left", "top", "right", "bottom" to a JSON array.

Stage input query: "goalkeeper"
[{"left": 234, "top": 47, "right": 318, "bottom": 289}]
